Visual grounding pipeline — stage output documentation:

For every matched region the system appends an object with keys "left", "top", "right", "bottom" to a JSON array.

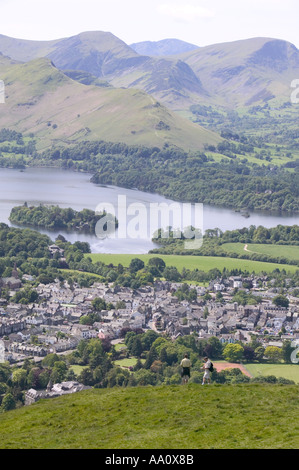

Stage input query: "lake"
[{"left": 0, "top": 167, "right": 298, "bottom": 253}]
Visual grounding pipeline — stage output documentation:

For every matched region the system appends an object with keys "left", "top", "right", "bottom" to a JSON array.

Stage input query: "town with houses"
[{"left": 0, "top": 267, "right": 299, "bottom": 367}]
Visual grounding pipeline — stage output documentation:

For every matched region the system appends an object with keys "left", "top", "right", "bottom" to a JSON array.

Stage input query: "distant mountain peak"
[
  {"left": 130, "top": 38, "right": 199, "bottom": 56},
  {"left": 247, "top": 38, "right": 299, "bottom": 71}
]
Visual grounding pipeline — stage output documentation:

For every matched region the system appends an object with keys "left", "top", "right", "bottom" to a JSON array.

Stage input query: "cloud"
[{"left": 157, "top": 3, "right": 215, "bottom": 22}]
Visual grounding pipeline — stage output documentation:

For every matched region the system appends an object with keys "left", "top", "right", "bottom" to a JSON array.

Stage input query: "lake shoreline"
[
  {"left": 7, "top": 164, "right": 299, "bottom": 217},
  {"left": 1, "top": 167, "right": 298, "bottom": 254}
]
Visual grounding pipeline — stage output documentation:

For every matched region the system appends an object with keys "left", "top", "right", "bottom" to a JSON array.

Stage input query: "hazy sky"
[{"left": 0, "top": 0, "right": 298, "bottom": 48}]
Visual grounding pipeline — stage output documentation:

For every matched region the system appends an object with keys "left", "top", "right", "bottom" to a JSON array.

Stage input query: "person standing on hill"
[
  {"left": 202, "top": 356, "right": 212, "bottom": 385},
  {"left": 180, "top": 354, "right": 191, "bottom": 384}
]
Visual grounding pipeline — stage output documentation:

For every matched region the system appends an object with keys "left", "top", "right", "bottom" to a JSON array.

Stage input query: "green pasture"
[
  {"left": 245, "top": 363, "right": 299, "bottom": 384},
  {"left": 86, "top": 253, "right": 298, "bottom": 274},
  {"left": 69, "top": 365, "right": 88, "bottom": 375},
  {"left": 114, "top": 357, "right": 145, "bottom": 368},
  {"left": 222, "top": 243, "right": 299, "bottom": 262}
]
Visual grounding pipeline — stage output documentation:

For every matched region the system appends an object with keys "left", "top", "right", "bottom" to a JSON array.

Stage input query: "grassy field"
[
  {"left": 0, "top": 384, "right": 298, "bottom": 449},
  {"left": 222, "top": 243, "right": 299, "bottom": 262},
  {"left": 245, "top": 364, "right": 299, "bottom": 384},
  {"left": 59, "top": 269, "right": 104, "bottom": 280},
  {"left": 86, "top": 253, "right": 299, "bottom": 274},
  {"left": 114, "top": 343, "right": 127, "bottom": 352},
  {"left": 114, "top": 358, "right": 145, "bottom": 368},
  {"left": 69, "top": 365, "right": 88, "bottom": 375}
]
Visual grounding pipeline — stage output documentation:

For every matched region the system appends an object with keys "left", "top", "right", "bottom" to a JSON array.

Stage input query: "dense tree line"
[
  {"left": 218, "top": 224, "right": 299, "bottom": 245},
  {"left": 0, "top": 224, "right": 96, "bottom": 297},
  {"left": 1, "top": 332, "right": 296, "bottom": 411},
  {"left": 0, "top": 129, "right": 37, "bottom": 169},
  {"left": 0, "top": 130, "right": 298, "bottom": 212},
  {"left": 0, "top": 224, "right": 298, "bottom": 305},
  {"left": 88, "top": 148, "right": 299, "bottom": 213},
  {"left": 9, "top": 204, "right": 118, "bottom": 234},
  {"left": 190, "top": 101, "right": 299, "bottom": 150},
  {"left": 23, "top": 137, "right": 299, "bottom": 213},
  {"left": 0, "top": 338, "right": 113, "bottom": 411},
  {"left": 0, "top": 129, "right": 24, "bottom": 144},
  {"left": 58, "top": 229, "right": 299, "bottom": 289},
  {"left": 150, "top": 225, "right": 299, "bottom": 266}
]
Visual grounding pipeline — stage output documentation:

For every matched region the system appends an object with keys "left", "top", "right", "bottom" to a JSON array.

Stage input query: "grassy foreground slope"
[{"left": 0, "top": 384, "right": 298, "bottom": 449}]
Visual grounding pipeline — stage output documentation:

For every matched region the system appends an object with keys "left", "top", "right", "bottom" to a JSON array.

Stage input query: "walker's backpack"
[{"left": 209, "top": 362, "right": 214, "bottom": 372}]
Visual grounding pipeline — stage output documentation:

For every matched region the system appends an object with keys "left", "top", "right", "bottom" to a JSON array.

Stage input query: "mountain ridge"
[
  {"left": 1, "top": 32, "right": 299, "bottom": 110},
  {"left": 179, "top": 37, "right": 299, "bottom": 107},
  {"left": 1, "top": 31, "right": 299, "bottom": 153},
  {"left": 0, "top": 57, "right": 220, "bottom": 150}
]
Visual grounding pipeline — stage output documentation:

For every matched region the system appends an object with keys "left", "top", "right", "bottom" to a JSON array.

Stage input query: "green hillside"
[
  {"left": 1, "top": 32, "right": 299, "bottom": 158},
  {"left": 0, "top": 58, "right": 220, "bottom": 151},
  {"left": 0, "top": 384, "right": 298, "bottom": 449}
]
